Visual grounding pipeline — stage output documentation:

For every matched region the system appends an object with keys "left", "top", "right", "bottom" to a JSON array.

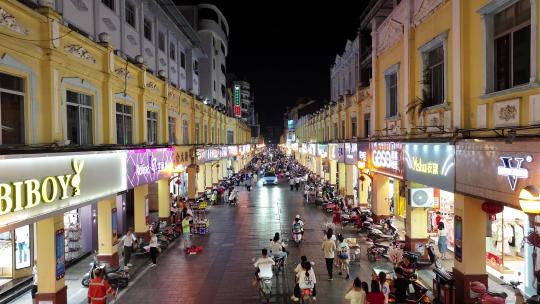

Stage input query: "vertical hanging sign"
[{"left": 234, "top": 85, "right": 241, "bottom": 117}]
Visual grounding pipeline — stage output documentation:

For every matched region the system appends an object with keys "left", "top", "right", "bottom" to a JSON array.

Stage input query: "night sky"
[{"left": 182, "top": 2, "right": 369, "bottom": 128}]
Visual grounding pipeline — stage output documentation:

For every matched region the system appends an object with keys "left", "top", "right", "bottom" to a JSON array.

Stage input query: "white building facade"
[
  {"left": 330, "top": 37, "right": 360, "bottom": 102},
  {"left": 181, "top": 4, "right": 229, "bottom": 107}
]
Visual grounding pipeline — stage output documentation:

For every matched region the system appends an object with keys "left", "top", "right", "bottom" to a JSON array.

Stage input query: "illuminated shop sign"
[
  {"left": 228, "top": 146, "right": 238, "bottom": 156},
  {"left": 234, "top": 85, "right": 241, "bottom": 118},
  {"left": 404, "top": 143, "right": 455, "bottom": 192},
  {"left": 357, "top": 142, "right": 369, "bottom": 168},
  {"left": 0, "top": 152, "right": 126, "bottom": 232},
  {"left": 369, "top": 142, "right": 403, "bottom": 178},
  {"left": 344, "top": 143, "right": 358, "bottom": 165},
  {"left": 301, "top": 143, "right": 308, "bottom": 154},
  {"left": 127, "top": 148, "right": 174, "bottom": 188},
  {"left": 497, "top": 155, "right": 532, "bottom": 191},
  {"left": 308, "top": 144, "right": 317, "bottom": 156},
  {"left": 317, "top": 144, "right": 328, "bottom": 159}
]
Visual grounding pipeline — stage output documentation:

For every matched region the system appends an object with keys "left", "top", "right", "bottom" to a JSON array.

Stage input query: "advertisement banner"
[
  {"left": 228, "top": 146, "right": 238, "bottom": 156},
  {"left": 14, "top": 226, "right": 30, "bottom": 269},
  {"left": 345, "top": 143, "right": 358, "bottom": 165},
  {"left": 369, "top": 142, "right": 404, "bottom": 178},
  {"left": 112, "top": 208, "right": 118, "bottom": 246},
  {"left": 0, "top": 152, "right": 126, "bottom": 233},
  {"left": 456, "top": 140, "right": 540, "bottom": 208},
  {"left": 55, "top": 229, "right": 65, "bottom": 280},
  {"left": 127, "top": 148, "right": 174, "bottom": 188},
  {"left": 454, "top": 215, "right": 463, "bottom": 262},
  {"left": 404, "top": 143, "right": 455, "bottom": 192},
  {"left": 301, "top": 143, "right": 308, "bottom": 154}
]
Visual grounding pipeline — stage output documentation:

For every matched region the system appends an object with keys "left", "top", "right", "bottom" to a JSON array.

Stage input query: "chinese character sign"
[
  {"left": 126, "top": 148, "right": 174, "bottom": 189},
  {"left": 369, "top": 142, "right": 404, "bottom": 178}
]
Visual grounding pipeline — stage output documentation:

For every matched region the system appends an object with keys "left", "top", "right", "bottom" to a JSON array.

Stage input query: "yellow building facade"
[
  {"left": 293, "top": 0, "right": 540, "bottom": 301},
  {"left": 0, "top": 1, "right": 251, "bottom": 302}
]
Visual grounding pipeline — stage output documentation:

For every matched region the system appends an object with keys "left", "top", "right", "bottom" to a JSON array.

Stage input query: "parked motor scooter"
[
  {"left": 470, "top": 277, "right": 523, "bottom": 304},
  {"left": 81, "top": 253, "right": 129, "bottom": 289},
  {"left": 404, "top": 241, "right": 440, "bottom": 269}
]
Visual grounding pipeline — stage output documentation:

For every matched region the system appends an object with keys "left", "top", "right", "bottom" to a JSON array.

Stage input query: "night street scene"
[{"left": 2, "top": 0, "right": 540, "bottom": 303}]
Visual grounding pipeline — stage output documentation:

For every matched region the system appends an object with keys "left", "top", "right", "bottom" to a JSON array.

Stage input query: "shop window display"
[
  {"left": 14, "top": 226, "right": 30, "bottom": 269},
  {"left": 486, "top": 207, "right": 528, "bottom": 285},
  {"left": 0, "top": 231, "right": 12, "bottom": 279},
  {"left": 64, "top": 210, "right": 82, "bottom": 263}
]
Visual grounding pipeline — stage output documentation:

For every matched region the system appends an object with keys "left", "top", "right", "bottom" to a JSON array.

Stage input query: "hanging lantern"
[
  {"left": 481, "top": 200, "right": 504, "bottom": 215},
  {"left": 175, "top": 179, "right": 181, "bottom": 185}
]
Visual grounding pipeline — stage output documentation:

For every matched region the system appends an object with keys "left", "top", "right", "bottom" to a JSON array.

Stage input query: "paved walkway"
[{"left": 116, "top": 178, "right": 402, "bottom": 304}]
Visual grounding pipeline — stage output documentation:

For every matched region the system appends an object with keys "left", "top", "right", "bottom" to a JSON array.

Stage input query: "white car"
[{"left": 262, "top": 172, "right": 278, "bottom": 185}]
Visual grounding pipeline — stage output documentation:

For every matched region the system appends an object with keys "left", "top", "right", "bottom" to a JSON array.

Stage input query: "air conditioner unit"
[{"left": 410, "top": 188, "right": 434, "bottom": 208}]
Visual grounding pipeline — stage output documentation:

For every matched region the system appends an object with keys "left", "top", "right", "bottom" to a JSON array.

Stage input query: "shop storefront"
[
  {"left": 125, "top": 148, "right": 174, "bottom": 229},
  {"left": 317, "top": 144, "right": 328, "bottom": 181},
  {"left": 369, "top": 142, "right": 406, "bottom": 219},
  {"left": 456, "top": 140, "right": 540, "bottom": 297},
  {"left": 0, "top": 151, "right": 126, "bottom": 288},
  {"left": 344, "top": 143, "right": 358, "bottom": 205},
  {"left": 404, "top": 143, "right": 456, "bottom": 252},
  {"left": 170, "top": 147, "right": 193, "bottom": 199}
]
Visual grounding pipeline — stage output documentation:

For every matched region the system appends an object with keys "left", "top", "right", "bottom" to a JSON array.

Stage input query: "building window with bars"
[
  {"left": 182, "top": 119, "right": 189, "bottom": 144},
  {"left": 384, "top": 65, "right": 399, "bottom": 118},
  {"left": 125, "top": 2, "right": 136, "bottom": 28},
  {"left": 351, "top": 116, "right": 357, "bottom": 138},
  {"left": 66, "top": 91, "right": 93, "bottom": 145},
  {"left": 143, "top": 19, "right": 152, "bottom": 41},
  {"left": 116, "top": 103, "right": 132, "bottom": 145}
]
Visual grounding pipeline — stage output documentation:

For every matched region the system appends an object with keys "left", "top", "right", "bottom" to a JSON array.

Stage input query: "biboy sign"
[{"left": 0, "top": 152, "right": 126, "bottom": 232}]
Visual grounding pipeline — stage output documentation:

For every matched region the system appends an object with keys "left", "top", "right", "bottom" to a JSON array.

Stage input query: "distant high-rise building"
[{"left": 180, "top": 4, "right": 229, "bottom": 108}]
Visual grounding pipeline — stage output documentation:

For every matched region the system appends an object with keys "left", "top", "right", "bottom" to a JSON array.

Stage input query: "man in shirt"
[
  {"left": 122, "top": 228, "right": 137, "bottom": 269},
  {"left": 392, "top": 267, "right": 410, "bottom": 304},
  {"left": 254, "top": 248, "right": 275, "bottom": 281}
]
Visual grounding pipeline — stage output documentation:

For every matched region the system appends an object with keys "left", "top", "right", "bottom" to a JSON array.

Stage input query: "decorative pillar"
[
  {"left": 338, "top": 163, "right": 346, "bottom": 195},
  {"left": 371, "top": 174, "right": 391, "bottom": 222},
  {"left": 212, "top": 163, "right": 219, "bottom": 185},
  {"left": 36, "top": 215, "right": 67, "bottom": 304},
  {"left": 197, "top": 165, "right": 205, "bottom": 196},
  {"left": 330, "top": 160, "right": 337, "bottom": 185},
  {"left": 97, "top": 197, "right": 119, "bottom": 267},
  {"left": 157, "top": 179, "right": 170, "bottom": 222},
  {"left": 205, "top": 163, "right": 212, "bottom": 189},
  {"left": 453, "top": 193, "right": 487, "bottom": 304},
  {"left": 134, "top": 184, "right": 148, "bottom": 235}
]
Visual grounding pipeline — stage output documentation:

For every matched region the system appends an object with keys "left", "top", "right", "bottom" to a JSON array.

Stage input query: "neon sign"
[
  {"left": 497, "top": 155, "right": 532, "bottom": 191},
  {"left": 369, "top": 142, "right": 403, "bottom": 178}
]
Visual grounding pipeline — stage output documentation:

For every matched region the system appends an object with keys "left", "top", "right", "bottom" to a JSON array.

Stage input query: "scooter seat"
[{"left": 487, "top": 291, "right": 507, "bottom": 298}]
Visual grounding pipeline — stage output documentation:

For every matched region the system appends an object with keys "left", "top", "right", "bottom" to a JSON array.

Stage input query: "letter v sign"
[{"left": 497, "top": 156, "right": 529, "bottom": 191}]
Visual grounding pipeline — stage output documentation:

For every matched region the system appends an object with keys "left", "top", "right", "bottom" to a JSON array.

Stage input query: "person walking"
[
  {"left": 294, "top": 175, "right": 300, "bottom": 191},
  {"left": 87, "top": 268, "right": 115, "bottom": 304},
  {"left": 378, "top": 271, "right": 390, "bottom": 304},
  {"left": 437, "top": 221, "right": 448, "bottom": 259},
  {"left": 122, "top": 227, "right": 137, "bottom": 269},
  {"left": 149, "top": 232, "right": 159, "bottom": 266},
  {"left": 322, "top": 230, "right": 336, "bottom": 281},
  {"left": 289, "top": 176, "right": 295, "bottom": 191},
  {"left": 182, "top": 215, "right": 192, "bottom": 249},
  {"left": 337, "top": 234, "right": 350, "bottom": 279},
  {"left": 345, "top": 277, "right": 366, "bottom": 304}
]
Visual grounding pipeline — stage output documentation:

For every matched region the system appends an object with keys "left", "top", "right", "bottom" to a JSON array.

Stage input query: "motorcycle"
[
  {"left": 257, "top": 262, "right": 273, "bottom": 303},
  {"left": 81, "top": 253, "right": 129, "bottom": 289},
  {"left": 292, "top": 231, "right": 303, "bottom": 246},
  {"left": 404, "top": 241, "right": 440, "bottom": 269},
  {"left": 272, "top": 255, "right": 286, "bottom": 273}
]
